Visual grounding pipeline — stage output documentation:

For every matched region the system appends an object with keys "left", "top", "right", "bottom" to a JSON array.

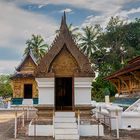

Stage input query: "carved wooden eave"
[
  {"left": 36, "top": 12, "right": 94, "bottom": 78},
  {"left": 118, "top": 76, "right": 130, "bottom": 94},
  {"left": 130, "top": 72, "right": 140, "bottom": 82},
  {"left": 105, "top": 56, "right": 140, "bottom": 81}
]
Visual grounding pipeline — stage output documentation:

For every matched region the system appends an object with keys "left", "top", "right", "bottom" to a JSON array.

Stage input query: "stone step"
[
  {"left": 55, "top": 128, "right": 78, "bottom": 135},
  {"left": 55, "top": 112, "right": 75, "bottom": 117},
  {"left": 22, "top": 99, "right": 33, "bottom": 105},
  {"left": 55, "top": 122, "right": 77, "bottom": 128},
  {"left": 55, "top": 117, "right": 76, "bottom": 123},
  {"left": 55, "top": 134, "right": 79, "bottom": 140}
]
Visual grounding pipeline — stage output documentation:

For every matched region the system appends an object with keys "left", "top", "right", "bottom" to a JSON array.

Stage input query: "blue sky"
[{"left": 0, "top": 0, "right": 140, "bottom": 74}]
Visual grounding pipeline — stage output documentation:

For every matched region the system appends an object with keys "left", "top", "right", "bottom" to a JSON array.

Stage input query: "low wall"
[
  {"left": 28, "top": 124, "right": 104, "bottom": 136},
  {"left": 28, "top": 124, "right": 53, "bottom": 136},
  {"left": 122, "top": 112, "right": 140, "bottom": 129},
  {"left": 79, "top": 125, "right": 104, "bottom": 136}
]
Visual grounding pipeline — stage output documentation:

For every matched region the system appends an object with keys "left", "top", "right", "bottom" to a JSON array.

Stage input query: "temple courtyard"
[{"left": 0, "top": 110, "right": 140, "bottom": 140}]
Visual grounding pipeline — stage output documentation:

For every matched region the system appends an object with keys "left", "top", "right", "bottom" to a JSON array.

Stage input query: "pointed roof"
[
  {"left": 16, "top": 51, "right": 37, "bottom": 71},
  {"left": 36, "top": 12, "right": 94, "bottom": 77}
]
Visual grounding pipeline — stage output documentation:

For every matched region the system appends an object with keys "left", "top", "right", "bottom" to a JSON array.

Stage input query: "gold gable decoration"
[
  {"left": 49, "top": 45, "right": 80, "bottom": 77},
  {"left": 19, "top": 57, "right": 36, "bottom": 73}
]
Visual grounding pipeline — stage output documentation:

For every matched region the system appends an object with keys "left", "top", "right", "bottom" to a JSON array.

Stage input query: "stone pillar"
[{"left": 107, "top": 106, "right": 123, "bottom": 130}]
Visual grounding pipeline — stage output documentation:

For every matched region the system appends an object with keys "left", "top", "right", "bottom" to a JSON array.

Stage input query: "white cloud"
[
  {"left": 13, "top": 0, "right": 136, "bottom": 30},
  {"left": 38, "top": 2, "right": 49, "bottom": 8},
  {"left": 82, "top": 6, "right": 140, "bottom": 29},
  {"left": 115, "top": 7, "right": 140, "bottom": 19},
  {"left": 0, "top": 60, "right": 19, "bottom": 74},
  {"left": 0, "top": 1, "right": 58, "bottom": 74},
  {"left": 60, "top": 8, "right": 72, "bottom": 13},
  {"left": 13, "top": 0, "right": 133, "bottom": 14},
  {"left": 0, "top": 1, "right": 58, "bottom": 51}
]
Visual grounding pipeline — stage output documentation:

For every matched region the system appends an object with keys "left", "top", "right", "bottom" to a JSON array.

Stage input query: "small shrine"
[{"left": 11, "top": 52, "right": 38, "bottom": 105}]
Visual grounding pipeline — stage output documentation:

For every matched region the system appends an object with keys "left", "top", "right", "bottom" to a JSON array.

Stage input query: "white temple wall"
[
  {"left": 36, "top": 78, "right": 54, "bottom": 105},
  {"left": 74, "top": 77, "right": 93, "bottom": 105}
]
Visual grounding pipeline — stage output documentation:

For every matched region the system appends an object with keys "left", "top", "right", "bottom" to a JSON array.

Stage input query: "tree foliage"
[
  {"left": 79, "top": 25, "right": 101, "bottom": 58},
  {"left": 0, "top": 75, "right": 12, "bottom": 98},
  {"left": 24, "top": 34, "right": 49, "bottom": 63},
  {"left": 75, "top": 17, "right": 140, "bottom": 101}
]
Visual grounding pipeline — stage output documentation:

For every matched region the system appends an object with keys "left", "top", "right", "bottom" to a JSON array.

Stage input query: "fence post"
[
  {"left": 115, "top": 109, "right": 119, "bottom": 139},
  {"left": 27, "top": 106, "right": 29, "bottom": 120},
  {"left": 78, "top": 110, "right": 80, "bottom": 133},
  {"left": 53, "top": 110, "right": 55, "bottom": 138},
  {"left": 34, "top": 118, "right": 36, "bottom": 140},
  {"left": 14, "top": 110, "right": 17, "bottom": 138},
  {"left": 116, "top": 116, "right": 119, "bottom": 139},
  {"left": 98, "top": 118, "right": 99, "bottom": 137},
  {"left": 22, "top": 113, "right": 25, "bottom": 127}
]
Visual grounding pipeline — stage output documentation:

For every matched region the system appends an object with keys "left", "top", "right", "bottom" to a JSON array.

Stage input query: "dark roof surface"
[
  {"left": 11, "top": 73, "right": 35, "bottom": 79},
  {"left": 105, "top": 56, "right": 140, "bottom": 80}
]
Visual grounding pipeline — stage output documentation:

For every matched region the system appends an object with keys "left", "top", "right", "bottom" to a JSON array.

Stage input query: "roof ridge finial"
[
  {"left": 63, "top": 11, "right": 66, "bottom": 23},
  {"left": 60, "top": 11, "right": 67, "bottom": 29}
]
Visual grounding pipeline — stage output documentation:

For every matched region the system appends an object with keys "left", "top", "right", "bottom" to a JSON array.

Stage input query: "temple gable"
[
  {"left": 18, "top": 56, "right": 36, "bottom": 74},
  {"left": 49, "top": 45, "right": 79, "bottom": 77}
]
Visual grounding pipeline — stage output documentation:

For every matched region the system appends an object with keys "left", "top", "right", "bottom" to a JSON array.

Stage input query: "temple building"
[
  {"left": 11, "top": 12, "right": 94, "bottom": 110},
  {"left": 105, "top": 56, "right": 140, "bottom": 96},
  {"left": 11, "top": 52, "right": 38, "bottom": 105},
  {"left": 11, "top": 13, "right": 106, "bottom": 139}
]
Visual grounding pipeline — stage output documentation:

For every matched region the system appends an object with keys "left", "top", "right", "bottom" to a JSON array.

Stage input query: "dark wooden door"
[{"left": 55, "top": 77, "right": 72, "bottom": 110}]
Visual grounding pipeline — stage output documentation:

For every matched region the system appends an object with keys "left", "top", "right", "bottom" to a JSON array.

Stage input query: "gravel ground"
[{"left": 1, "top": 111, "right": 140, "bottom": 140}]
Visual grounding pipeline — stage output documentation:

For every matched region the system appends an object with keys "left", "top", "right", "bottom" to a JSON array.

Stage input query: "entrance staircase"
[{"left": 54, "top": 112, "right": 79, "bottom": 140}]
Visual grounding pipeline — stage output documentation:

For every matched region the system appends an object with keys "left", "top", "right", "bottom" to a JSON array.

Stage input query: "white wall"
[
  {"left": 36, "top": 78, "right": 54, "bottom": 105},
  {"left": 29, "top": 125, "right": 53, "bottom": 136},
  {"left": 74, "top": 77, "right": 93, "bottom": 105},
  {"left": 36, "top": 77, "right": 93, "bottom": 105},
  {"left": 79, "top": 125, "right": 104, "bottom": 136},
  {"left": 29, "top": 124, "right": 104, "bottom": 136},
  {"left": 122, "top": 112, "right": 140, "bottom": 129}
]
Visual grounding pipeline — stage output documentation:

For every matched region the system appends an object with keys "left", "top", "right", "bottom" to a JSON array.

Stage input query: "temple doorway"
[
  {"left": 24, "top": 84, "right": 32, "bottom": 99},
  {"left": 55, "top": 77, "right": 73, "bottom": 110}
]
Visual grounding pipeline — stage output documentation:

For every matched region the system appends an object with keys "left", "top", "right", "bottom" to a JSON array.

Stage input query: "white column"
[
  {"left": 107, "top": 107, "right": 123, "bottom": 130},
  {"left": 74, "top": 77, "right": 93, "bottom": 105},
  {"left": 36, "top": 78, "right": 54, "bottom": 105}
]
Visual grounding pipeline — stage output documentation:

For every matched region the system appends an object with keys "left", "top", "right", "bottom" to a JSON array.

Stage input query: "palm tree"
[
  {"left": 24, "top": 34, "right": 49, "bottom": 63},
  {"left": 79, "top": 25, "right": 101, "bottom": 58}
]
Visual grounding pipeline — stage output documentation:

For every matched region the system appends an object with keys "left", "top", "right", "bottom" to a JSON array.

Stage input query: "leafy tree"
[
  {"left": 25, "top": 34, "right": 49, "bottom": 63},
  {"left": 0, "top": 75, "right": 12, "bottom": 98},
  {"left": 91, "top": 17, "right": 140, "bottom": 101}
]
